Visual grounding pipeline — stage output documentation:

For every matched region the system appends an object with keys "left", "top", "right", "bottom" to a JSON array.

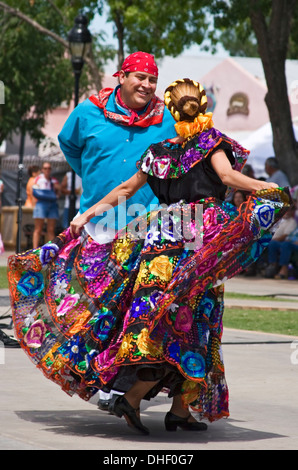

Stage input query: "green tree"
[
  {"left": 0, "top": 12, "right": 72, "bottom": 144},
  {"left": 0, "top": 0, "right": 211, "bottom": 146},
  {"left": 208, "top": 0, "right": 298, "bottom": 186},
  {"left": 104, "top": 0, "right": 211, "bottom": 68},
  {"left": 0, "top": 0, "right": 114, "bottom": 146}
]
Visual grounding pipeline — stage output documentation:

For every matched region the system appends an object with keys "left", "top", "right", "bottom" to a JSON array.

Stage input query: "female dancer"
[{"left": 8, "top": 79, "right": 290, "bottom": 436}]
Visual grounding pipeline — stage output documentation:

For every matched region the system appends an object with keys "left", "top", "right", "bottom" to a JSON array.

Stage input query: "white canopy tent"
[{"left": 240, "top": 122, "right": 298, "bottom": 179}]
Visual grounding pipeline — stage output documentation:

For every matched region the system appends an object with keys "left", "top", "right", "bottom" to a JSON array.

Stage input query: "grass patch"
[
  {"left": 0, "top": 266, "right": 8, "bottom": 289},
  {"left": 224, "top": 307, "right": 298, "bottom": 336},
  {"left": 225, "top": 292, "right": 297, "bottom": 302}
]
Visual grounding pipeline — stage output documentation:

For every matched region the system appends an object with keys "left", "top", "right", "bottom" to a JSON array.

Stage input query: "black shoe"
[
  {"left": 97, "top": 398, "right": 111, "bottom": 411},
  {"left": 165, "top": 411, "right": 207, "bottom": 432},
  {"left": 0, "top": 329, "right": 20, "bottom": 348},
  {"left": 264, "top": 264, "right": 278, "bottom": 278},
  {"left": 111, "top": 395, "right": 150, "bottom": 435},
  {"left": 107, "top": 393, "right": 122, "bottom": 413}
]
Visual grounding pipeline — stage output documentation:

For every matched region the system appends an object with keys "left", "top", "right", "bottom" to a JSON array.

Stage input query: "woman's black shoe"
[
  {"left": 165, "top": 412, "right": 207, "bottom": 432},
  {"left": 112, "top": 395, "right": 150, "bottom": 435},
  {"left": 97, "top": 398, "right": 110, "bottom": 411}
]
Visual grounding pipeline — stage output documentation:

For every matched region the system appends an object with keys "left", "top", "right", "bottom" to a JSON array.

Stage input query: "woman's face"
[
  {"left": 42, "top": 164, "right": 51, "bottom": 179},
  {"left": 233, "top": 191, "right": 245, "bottom": 207}
]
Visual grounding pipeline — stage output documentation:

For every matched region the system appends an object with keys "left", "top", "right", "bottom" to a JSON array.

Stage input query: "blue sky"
[{"left": 90, "top": 11, "right": 117, "bottom": 46}]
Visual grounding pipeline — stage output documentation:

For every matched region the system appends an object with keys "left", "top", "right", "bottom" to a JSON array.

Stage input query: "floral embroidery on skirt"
[{"left": 8, "top": 188, "right": 290, "bottom": 422}]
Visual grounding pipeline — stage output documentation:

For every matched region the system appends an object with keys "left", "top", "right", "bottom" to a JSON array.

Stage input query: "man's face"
[
  {"left": 265, "top": 163, "right": 271, "bottom": 175},
  {"left": 119, "top": 71, "right": 157, "bottom": 109}
]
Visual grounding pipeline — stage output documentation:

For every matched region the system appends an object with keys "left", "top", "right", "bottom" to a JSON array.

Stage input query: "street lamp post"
[
  {"left": 68, "top": 14, "right": 92, "bottom": 223},
  {"left": 16, "top": 126, "right": 25, "bottom": 253}
]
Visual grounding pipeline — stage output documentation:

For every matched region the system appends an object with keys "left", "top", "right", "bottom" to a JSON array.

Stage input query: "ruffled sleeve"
[{"left": 137, "top": 127, "right": 249, "bottom": 180}]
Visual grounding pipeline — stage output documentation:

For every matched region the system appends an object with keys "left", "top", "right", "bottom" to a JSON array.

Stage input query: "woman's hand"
[
  {"left": 263, "top": 181, "right": 279, "bottom": 189},
  {"left": 69, "top": 214, "right": 88, "bottom": 238},
  {"left": 68, "top": 171, "right": 148, "bottom": 239}
]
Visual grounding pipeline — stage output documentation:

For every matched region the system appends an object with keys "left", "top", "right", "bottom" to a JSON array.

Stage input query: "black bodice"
[{"left": 147, "top": 142, "right": 234, "bottom": 205}]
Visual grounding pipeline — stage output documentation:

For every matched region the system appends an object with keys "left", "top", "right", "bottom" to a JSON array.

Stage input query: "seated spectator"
[
  {"left": 265, "top": 205, "right": 298, "bottom": 279},
  {"left": 290, "top": 186, "right": 298, "bottom": 223},
  {"left": 271, "top": 205, "right": 297, "bottom": 242},
  {"left": 265, "top": 157, "right": 290, "bottom": 187},
  {"left": 231, "top": 189, "right": 246, "bottom": 208},
  {"left": 242, "top": 164, "right": 255, "bottom": 179}
]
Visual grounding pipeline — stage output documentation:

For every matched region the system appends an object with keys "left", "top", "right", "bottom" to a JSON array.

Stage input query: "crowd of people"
[
  {"left": 4, "top": 51, "right": 295, "bottom": 437},
  {"left": 233, "top": 159, "right": 298, "bottom": 280}
]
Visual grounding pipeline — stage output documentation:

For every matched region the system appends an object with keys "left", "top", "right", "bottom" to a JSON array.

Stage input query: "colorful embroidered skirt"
[{"left": 8, "top": 188, "right": 290, "bottom": 422}]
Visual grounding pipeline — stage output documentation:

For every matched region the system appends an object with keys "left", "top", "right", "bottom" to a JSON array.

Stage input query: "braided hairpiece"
[{"left": 164, "top": 78, "right": 208, "bottom": 122}]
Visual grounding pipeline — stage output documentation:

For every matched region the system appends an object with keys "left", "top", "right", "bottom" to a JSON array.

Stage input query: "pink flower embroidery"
[
  {"left": 174, "top": 305, "right": 193, "bottom": 333},
  {"left": 203, "top": 207, "right": 223, "bottom": 243},
  {"left": 152, "top": 157, "right": 171, "bottom": 178},
  {"left": 57, "top": 293, "right": 80, "bottom": 317},
  {"left": 24, "top": 319, "right": 47, "bottom": 348},
  {"left": 59, "top": 238, "right": 81, "bottom": 260},
  {"left": 196, "top": 254, "right": 219, "bottom": 275}
]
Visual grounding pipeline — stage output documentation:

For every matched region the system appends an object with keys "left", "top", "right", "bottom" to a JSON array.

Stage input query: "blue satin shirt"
[{"left": 58, "top": 87, "right": 176, "bottom": 230}]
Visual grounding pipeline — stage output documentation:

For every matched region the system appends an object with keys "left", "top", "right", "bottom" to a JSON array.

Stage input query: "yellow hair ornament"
[
  {"left": 174, "top": 110, "right": 180, "bottom": 121},
  {"left": 174, "top": 112, "right": 214, "bottom": 140}
]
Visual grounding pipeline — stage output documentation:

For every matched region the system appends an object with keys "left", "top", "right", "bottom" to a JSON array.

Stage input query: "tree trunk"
[
  {"left": 249, "top": 0, "right": 298, "bottom": 186},
  {"left": 114, "top": 11, "right": 124, "bottom": 70}
]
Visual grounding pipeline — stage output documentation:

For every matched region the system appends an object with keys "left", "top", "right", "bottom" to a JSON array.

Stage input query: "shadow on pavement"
[{"left": 15, "top": 409, "right": 285, "bottom": 445}]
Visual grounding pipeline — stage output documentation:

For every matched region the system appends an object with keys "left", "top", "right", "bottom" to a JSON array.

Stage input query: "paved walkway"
[{"left": 1, "top": 251, "right": 298, "bottom": 450}]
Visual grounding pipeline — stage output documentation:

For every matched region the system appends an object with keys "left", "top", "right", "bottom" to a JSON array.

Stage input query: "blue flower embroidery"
[
  {"left": 131, "top": 297, "right": 151, "bottom": 318},
  {"left": 17, "top": 270, "right": 44, "bottom": 296},
  {"left": 168, "top": 341, "right": 180, "bottom": 362},
  {"left": 181, "top": 351, "right": 205, "bottom": 378},
  {"left": 39, "top": 243, "right": 59, "bottom": 266},
  {"left": 94, "top": 312, "right": 115, "bottom": 341},
  {"left": 199, "top": 296, "right": 215, "bottom": 318},
  {"left": 255, "top": 203, "right": 275, "bottom": 229}
]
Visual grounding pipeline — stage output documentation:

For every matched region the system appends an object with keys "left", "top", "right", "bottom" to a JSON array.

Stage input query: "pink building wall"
[
  {"left": 42, "top": 75, "right": 118, "bottom": 139},
  {"left": 200, "top": 58, "right": 269, "bottom": 133}
]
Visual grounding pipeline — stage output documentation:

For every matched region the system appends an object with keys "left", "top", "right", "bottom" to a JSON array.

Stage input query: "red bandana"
[
  {"left": 89, "top": 88, "right": 165, "bottom": 128},
  {"left": 115, "top": 88, "right": 142, "bottom": 125},
  {"left": 113, "top": 51, "right": 158, "bottom": 78}
]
